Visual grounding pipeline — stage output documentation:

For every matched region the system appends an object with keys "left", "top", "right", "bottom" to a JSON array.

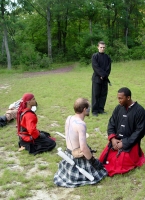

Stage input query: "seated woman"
[{"left": 17, "top": 93, "right": 56, "bottom": 155}]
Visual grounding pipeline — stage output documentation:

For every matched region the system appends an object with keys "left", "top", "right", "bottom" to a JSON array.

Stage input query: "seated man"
[
  {"left": 7, "top": 99, "right": 37, "bottom": 121},
  {"left": 54, "top": 98, "right": 107, "bottom": 188},
  {"left": 17, "top": 93, "right": 56, "bottom": 155},
  {"left": 0, "top": 100, "right": 21, "bottom": 127},
  {"left": 0, "top": 99, "right": 37, "bottom": 127},
  {"left": 99, "top": 87, "right": 145, "bottom": 176}
]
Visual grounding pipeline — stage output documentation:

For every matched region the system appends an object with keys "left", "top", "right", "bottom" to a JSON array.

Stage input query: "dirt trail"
[{"left": 23, "top": 66, "right": 74, "bottom": 78}]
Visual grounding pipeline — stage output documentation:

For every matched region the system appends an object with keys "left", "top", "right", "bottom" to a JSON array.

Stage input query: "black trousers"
[
  {"left": 91, "top": 81, "right": 108, "bottom": 114},
  {"left": 0, "top": 115, "right": 7, "bottom": 127},
  {"left": 19, "top": 131, "right": 56, "bottom": 155}
]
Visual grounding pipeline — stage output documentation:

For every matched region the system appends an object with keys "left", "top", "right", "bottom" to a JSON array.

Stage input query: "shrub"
[
  {"left": 39, "top": 54, "right": 51, "bottom": 69},
  {"left": 107, "top": 40, "right": 130, "bottom": 62},
  {"left": 129, "top": 46, "right": 145, "bottom": 60},
  {"left": 0, "top": 53, "right": 7, "bottom": 68}
]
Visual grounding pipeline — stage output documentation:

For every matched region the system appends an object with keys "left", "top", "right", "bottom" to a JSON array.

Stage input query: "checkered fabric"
[{"left": 54, "top": 151, "right": 107, "bottom": 188}]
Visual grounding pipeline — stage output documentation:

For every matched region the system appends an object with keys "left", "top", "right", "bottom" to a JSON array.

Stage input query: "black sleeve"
[
  {"left": 92, "top": 53, "right": 109, "bottom": 78},
  {"left": 106, "top": 56, "right": 111, "bottom": 77},
  {"left": 107, "top": 106, "right": 119, "bottom": 137},
  {"left": 122, "top": 107, "right": 145, "bottom": 150}
]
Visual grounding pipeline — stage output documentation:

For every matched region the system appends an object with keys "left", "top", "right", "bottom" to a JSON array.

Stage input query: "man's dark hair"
[
  {"left": 98, "top": 41, "right": 105, "bottom": 46},
  {"left": 118, "top": 87, "right": 131, "bottom": 97},
  {"left": 74, "top": 98, "right": 89, "bottom": 113}
]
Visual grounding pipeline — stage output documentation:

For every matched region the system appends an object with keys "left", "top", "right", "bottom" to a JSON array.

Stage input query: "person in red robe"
[
  {"left": 17, "top": 93, "right": 56, "bottom": 155},
  {"left": 99, "top": 87, "right": 145, "bottom": 176}
]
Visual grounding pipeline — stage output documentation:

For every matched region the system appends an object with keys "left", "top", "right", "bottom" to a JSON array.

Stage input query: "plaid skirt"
[{"left": 54, "top": 151, "right": 107, "bottom": 188}]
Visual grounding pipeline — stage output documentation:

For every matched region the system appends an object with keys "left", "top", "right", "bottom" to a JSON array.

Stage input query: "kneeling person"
[
  {"left": 54, "top": 98, "right": 107, "bottom": 188},
  {"left": 17, "top": 93, "right": 56, "bottom": 155},
  {"left": 99, "top": 87, "right": 145, "bottom": 176}
]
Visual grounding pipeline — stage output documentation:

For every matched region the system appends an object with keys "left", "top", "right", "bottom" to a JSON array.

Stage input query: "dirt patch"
[
  {"left": 23, "top": 66, "right": 74, "bottom": 78},
  {"left": 0, "top": 147, "right": 80, "bottom": 200},
  {"left": 0, "top": 84, "right": 10, "bottom": 90},
  {"left": 50, "top": 121, "right": 60, "bottom": 127},
  {"left": 26, "top": 188, "right": 80, "bottom": 200},
  {"left": 25, "top": 160, "right": 52, "bottom": 178},
  {"left": 0, "top": 84, "right": 11, "bottom": 94}
]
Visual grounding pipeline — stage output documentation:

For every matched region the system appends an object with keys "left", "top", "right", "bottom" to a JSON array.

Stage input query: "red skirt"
[{"left": 99, "top": 143, "right": 145, "bottom": 176}]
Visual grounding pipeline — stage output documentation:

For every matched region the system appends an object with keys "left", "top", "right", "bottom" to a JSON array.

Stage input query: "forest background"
[{"left": 1, "top": 0, "right": 145, "bottom": 70}]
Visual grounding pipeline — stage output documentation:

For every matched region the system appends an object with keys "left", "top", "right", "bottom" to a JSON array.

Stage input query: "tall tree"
[
  {"left": 0, "top": 0, "right": 12, "bottom": 69},
  {"left": 18, "top": 0, "right": 53, "bottom": 61}
]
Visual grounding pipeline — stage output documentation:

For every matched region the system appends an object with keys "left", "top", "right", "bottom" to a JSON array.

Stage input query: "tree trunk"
[
  {"left": 89, "top": 19, "right": 93, "bottom": 45},
  {"left": 47, "top": 5, "right": 52, "bottom": 62},
  {"left": 57, "top": 17, "right": 62, "bottom": 49},
  {"left": 3, "top": 27, "right": 11, "bottom": 69},
  {"left": 62, "top": 8, "right": 68, "bottom": 55},
  {"left": 1, "top": 0, "right": 11, "bottom": 69},
  {"left": 125, "top": 28, "right": 128, "bottom": 47},
  {"left": 2, "top": 36, "right": 5, "bottom": 55}
]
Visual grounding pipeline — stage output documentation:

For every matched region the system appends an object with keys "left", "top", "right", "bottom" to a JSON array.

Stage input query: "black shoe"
[
  {"left": 99, "top": 111, "right": 107, "bottom": 114},
  {"left": 0, "top": 115, "right": 7, "bottom": 127},
  {"left": 92, "top": 113, "right": 98, "bottom": 117}
]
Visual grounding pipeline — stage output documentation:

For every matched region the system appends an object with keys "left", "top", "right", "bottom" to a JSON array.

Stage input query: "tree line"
[{"left": 0, "top": 0, "right": 145, "bottom": 69}]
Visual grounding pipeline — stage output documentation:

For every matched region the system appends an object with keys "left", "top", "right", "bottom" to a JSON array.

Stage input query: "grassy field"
[{"left": 0, "top": 60, "right": 145, "bottom": 200}]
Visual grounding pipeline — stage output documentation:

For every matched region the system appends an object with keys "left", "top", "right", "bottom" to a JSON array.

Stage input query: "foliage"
[
  {"left": 11, "top": 42, "right": 51, "bottom": 71},
  {"left": 129, "top": 46, "right": 145, "bottom": 60},
  {"left": 1, "top": 0, "right": 145, "bottom": 69},
  {"left": 0, "top": 52, "right": 7, "bottom": 67},
  {"left": 107, "top": 40, "right": 130, "bottom": 62},
  {"left": 19, "top": 42, "right": 40, "bottom": 70}
]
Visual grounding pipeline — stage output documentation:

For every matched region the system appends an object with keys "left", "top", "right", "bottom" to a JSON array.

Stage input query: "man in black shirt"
[
  {"left": 91, "top": 41, "right": 111, "bottom": 116},
  {"left": 99, "top": 87, "right": 145, "bottom": 176}
]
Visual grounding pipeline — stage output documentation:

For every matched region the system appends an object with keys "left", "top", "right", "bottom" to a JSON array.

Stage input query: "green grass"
[{"left": 0, "top": 60, "right": 145, "bottom": 200}]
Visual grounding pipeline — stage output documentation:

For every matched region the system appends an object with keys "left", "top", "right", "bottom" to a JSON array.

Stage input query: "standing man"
[
  {"left": 54, "top": 98, "right": 107, "bottom": 188},
  {"left": 91, "top": 41, "right": 111, "bottom": 116},
  {"left": 99, "top": 87, "right": 145, "bottom": 176}
]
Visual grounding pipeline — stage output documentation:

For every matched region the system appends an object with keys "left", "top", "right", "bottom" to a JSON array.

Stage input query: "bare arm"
[{"left": 78, "top": 123, "right": 92, "bottom": 160}]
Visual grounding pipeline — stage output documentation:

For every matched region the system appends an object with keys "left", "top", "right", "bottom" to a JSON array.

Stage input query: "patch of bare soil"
[
  {"left": 23, "top": 66, "right": 74, "bottom": 78},
  {"left": 0, "top": 147, "right": 80, "bottom": 200},
  {"left": 26, "top": 188, "right": 80, "bottom": 200},
  {"left": 0, "top": 84, "right": 11, "bottom": 95}
]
